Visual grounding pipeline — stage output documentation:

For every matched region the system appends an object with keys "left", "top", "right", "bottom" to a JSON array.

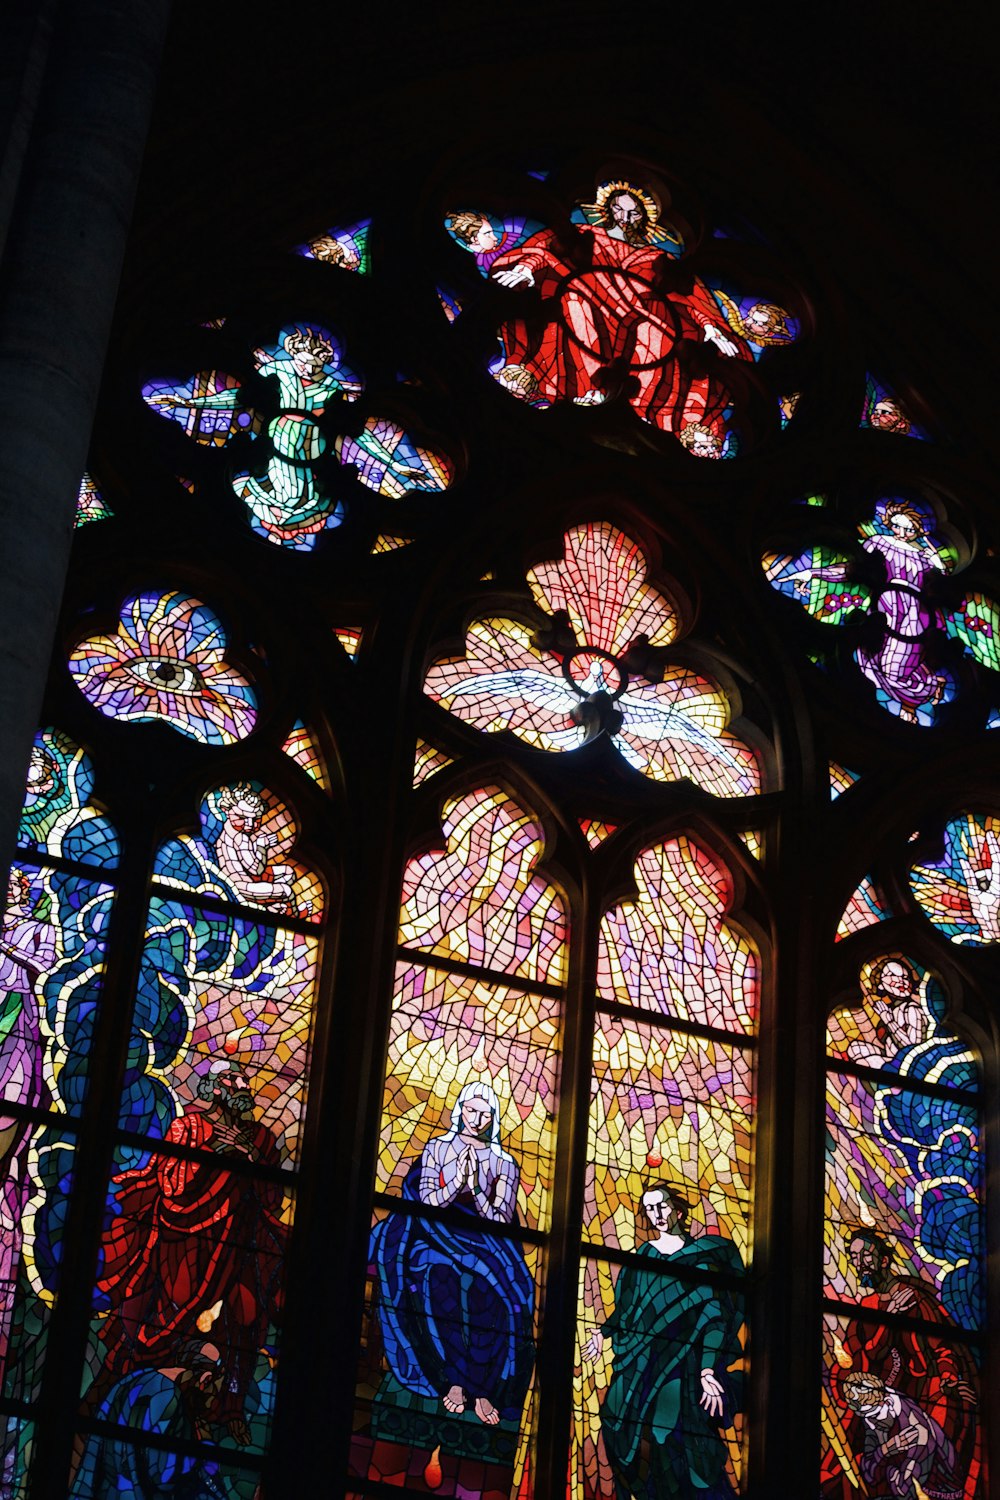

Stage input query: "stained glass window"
[
  {"left": 2, "top": 732, "right": 118, "bottom": 1493},
  {"left": 350, "top": 787, "right": 567, "bottom": 1496},
  {"left": 823, "top": 954, "right": 984, "bottom": 1497},
  {"left": 1, "top": 118, "right": 994, "bottom": 1500}
]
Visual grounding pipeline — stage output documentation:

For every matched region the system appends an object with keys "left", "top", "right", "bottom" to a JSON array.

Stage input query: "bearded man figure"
[
  {"left": 487, "top": 179, "right": 754, "bottom": 445},
  {"left": 94, "top": 1062, "right": 287, "bottom": 1445}
]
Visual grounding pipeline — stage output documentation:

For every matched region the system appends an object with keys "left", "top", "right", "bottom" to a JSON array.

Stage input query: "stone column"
[{"left": 0, "top": 0, "right": 172, "bottom": 885}]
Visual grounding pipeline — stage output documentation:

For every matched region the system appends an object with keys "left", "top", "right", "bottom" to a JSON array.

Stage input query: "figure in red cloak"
[
  {"left": 822, "top": 1230, "right": 980, "bottom": 1499},
  {"left": 487, "top": 179, "right": 755, "bottom": 450},
  {"left": 95, "top": 1062, "right": 287, "bottom": 1444}
]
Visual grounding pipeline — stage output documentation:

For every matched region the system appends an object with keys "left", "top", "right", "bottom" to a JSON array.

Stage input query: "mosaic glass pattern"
[
  {"left": 334, "top": 626, "right": 363, "bottom": 658},
  {"left": 86, "top": 1144, "right": 293, "bottom": 1457},
  {"left": 829, "top": 761, "right": 861, "bottom": 800},
  {"left": 123, "top": 896, "right": 319, "bottom": 1163},
  {"left": 827, "top": 954, "right": 977, "bottom": 1085},
  {"left": 764, "top": 544, "right": 871, "bottom": 626},
  {"left": 1, "top": 1416, "right": 32, "bottom": 1500},
  {"left": 437, "top": 285, "right": 463, "bottom": 322},
  {"left": 72, "top": 1423, "right": 263, "bottom": 1500},
  {"left": 398, "top": 788, "right": 568, "bottom": 985},
  {"left": 709, "top": 287, "right": 798, "bottom": 357},
  {"left": 352, "top": 787, "right": 567, "bottom": 1495},
  {"left": 445, "top": 179, "right": 780, "bottom": 457},
  {"left": 821, "top": 1314, "right": 981, "bottom": 1499},
  {"left": 3, "top": 736, "right": 118, "bottom": 1431},
  {"left": 335, "top": 417, "right": 453, "bottom": 499},
  {"left": 57, "top": 774, "right": 324, "bottom": 1468},
  {"left": 778, "top": 391, "right": 801, "bottom": 428},
  {"left": 575, "top": 1255, "right": 746, "bottom": 1500},
  {"left": 577, "top": 831, "right": 754, "bottom": 1497},
  {"left": 378, "top": 965, "right": 559, "bottom": 1232},
  {"left": 354, "top": 1210, "right": 542, "bottom": 1497},
  {"left": 825, "top": 1073, "right": 982, "bottom": 1328},
  {"left": 910, "top": 812, "right": 1000, "bottom": 945},
  {"left": 17, "top": 729, "right": 119, "bottom": 868},
  {"left": 588, "top": 1015, "right": 754, "bottom": 1255},
  {"left": 295, "top": 217, "right": 371, "bottom": 273},
  {"left": 597, "top": 838, "right": 758, "bottom": 1032},
  {"left": 280, "top": 721, "right": 331, "bottom": 791},
  {"left": 154, "top": 781, "right": 324, "bottom": 920},
  {"left": 943, "top": 591, "right": 1000, "bottom": 673},
  {"left": 579, "top": 819, "right": 616, "bottom": 849},
  {"left": 412, "top": 738, "right": 454, "bottom": 788},
  {"left": 234, "top": 323, "right": 361, "bottom": 550},
  {"left": 861, "top": 374, "right": 928, "bottom": 440},
  {"left": 822, "top": 946, "right": 984, "bottom": 1496},
  {"left": 426, "top": 523, "right": 760, "bottom": 796},
  {"left": 370, "top": 534, "right": 414, "bottom": 553},
  {"left": 736, "top": 829, "right": 761, "bottom": 860},
  {"left": 763, "top": 499, "right": 985, "bottom": 725},
  {"left": 69, "top": 591, "right": 257, "bottom": 745},
  {"left": 142, "top": 369, "right": 260, "bottom": 445},
  {"left": 74, "top": 474, "right": 112, "bottom": 528},
  {"left": 836, "top": 874, "right": 891, "bottom": 941}
]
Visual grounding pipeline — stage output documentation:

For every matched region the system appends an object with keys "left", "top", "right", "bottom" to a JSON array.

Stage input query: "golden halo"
[{"left": 582, "top": 179, "right": 661, "bottom": 227}]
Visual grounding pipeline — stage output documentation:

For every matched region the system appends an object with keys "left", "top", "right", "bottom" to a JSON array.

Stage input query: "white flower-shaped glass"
[
  {"left": 69, "top": 591, "right": 257, "bottom": 745},
  {"left": 425, "top": 522, "right": 759, "bottom": 796}
]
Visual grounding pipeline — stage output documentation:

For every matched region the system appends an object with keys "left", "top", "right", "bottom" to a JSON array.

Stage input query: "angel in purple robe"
[
  {"left": 789, "top": 501, "right": 950, "bottom": 722},
  {"left": 1, "top": 867, "right": 56, "bottom": 1362}
]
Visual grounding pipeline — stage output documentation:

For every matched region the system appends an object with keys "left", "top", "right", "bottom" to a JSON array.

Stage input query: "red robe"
[
  {"left": 823, "top": 1280, "right": 981, "bottom": 1499},
  {"left": 490, "top": 223, "right": 752, "bottom": 436},
  {"left": 97, "top": 1110, "right": 287, "bottom": 1420}
]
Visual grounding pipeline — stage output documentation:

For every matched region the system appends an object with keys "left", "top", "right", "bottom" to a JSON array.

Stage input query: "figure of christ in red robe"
[
  {"left": 488, "top": 183, "right": 753, "bottom": 444},
  {"left": 822, "top": 1232, "right": 980, "bottom": 1499},
  {"left": 95, "top": 1064, "right": 287, "bottom": 1444}
]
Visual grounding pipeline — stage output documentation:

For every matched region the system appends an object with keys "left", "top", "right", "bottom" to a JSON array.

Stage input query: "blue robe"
[
  {"left": 370, "top": 1159, "right": 534, "bottom": 1415},
  {"left": 71, "top": 1369, "right": 228, "bottom": 1499}
]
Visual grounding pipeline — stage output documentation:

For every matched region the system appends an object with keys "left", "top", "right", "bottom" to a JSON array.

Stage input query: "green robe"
[{"left": 600, "top": 1235, "right": 743, "bottom": 1499}]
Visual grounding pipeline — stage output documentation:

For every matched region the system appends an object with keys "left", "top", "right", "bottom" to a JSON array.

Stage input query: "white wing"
[
  {"left": 617, "top": 689, "right": 744, "bottom": 772},
  {"left": 435, "top": 668, "right": 583, "bottom": 748}
]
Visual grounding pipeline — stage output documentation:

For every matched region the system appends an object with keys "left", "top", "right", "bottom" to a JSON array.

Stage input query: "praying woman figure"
[{"left": 370, "top": 1080, "right": 535, "bottom": 1428}]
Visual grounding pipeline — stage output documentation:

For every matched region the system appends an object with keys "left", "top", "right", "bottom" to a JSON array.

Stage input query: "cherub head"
[
  {"left": 679, "top": 422, "right": 723, "bottom": 459},
  {"left": 448, "top": 211, "right": 499, "bottom": 255},
  {"left": 283, "top": 327, "right": 335, "bottom": 380},
  {"left": 217, "top": 781, "right": 267, "bottom": 832},
  {"left": 745, "top": 301, "right": 792, "bottom": 341},
  {"left": 884, "top": 500, "right": 927, "bottom": 542},
  {"left": 307, "top": 236, "right": 360, "bottom": 272},
  {"left": 870, "top": 398, "right": 910, "bottom": 434}
]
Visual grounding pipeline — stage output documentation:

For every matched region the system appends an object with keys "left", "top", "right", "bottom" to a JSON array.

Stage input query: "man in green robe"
[{"left": 583, "top": 1182, "right": 744, "bottom": 1499}]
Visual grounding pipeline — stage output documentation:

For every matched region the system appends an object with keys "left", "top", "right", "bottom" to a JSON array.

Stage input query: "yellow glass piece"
[
  {"left": 412, "top": 737, "right": 453, "bottom": 788},
  {"left": 280, "top": 722, "right": 331, "bottom": 792},
  {"left": 371, "top": 534, "right": 414, "bottom": 553},
  {"left": 737, "top": 829, "right": 762, "bottom": 860},
  {"left": 579, "top": 819, "right": 616, "bottom": 849},
  {"left": 334, "top": 626, "right": 363, "bottom": 658},
  {"left": 397, "top": 787, "right": 568, "bottom": 985},
  {"left": 829, "top": 761, "right": 861, "bottom": 799}
]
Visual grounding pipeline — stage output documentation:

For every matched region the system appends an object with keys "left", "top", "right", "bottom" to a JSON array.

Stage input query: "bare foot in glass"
[
  {"left": 443, "top": 1384, "right": 465, "bottom": 1414},
  {"left": 474, "top": 1397, "right": 500, "bottom": 1425}
]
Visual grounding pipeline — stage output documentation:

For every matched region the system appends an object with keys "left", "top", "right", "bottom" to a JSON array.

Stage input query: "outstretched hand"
[
  {"left": 581, "top": 1329, "right": 604, "bottom": 1363},
  {"left": 699, "top": 1368, "right": 726, "bottom": 1418},
  {"left": 703, "top": 324, "right": 740, "bottom": 358},
  {"left": 492, "top": 264, "right": 535, "bottom": 289}
]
